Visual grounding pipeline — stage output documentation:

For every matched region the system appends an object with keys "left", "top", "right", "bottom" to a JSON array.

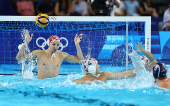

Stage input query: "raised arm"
[
  {"left": 144, "top": 59, "right": 157, "bottom": 72},
  {"left": 16, "top": 30, "right": 40, "bottom": 61},
  {"left": 64, "top": 34, "right": 84, "bottom": 63},
  {"left": 135, "top": 42, "right": 157, "bottom": 63},
  {"left": 106, "top": 70, "right": 136, "bottom": 80}
]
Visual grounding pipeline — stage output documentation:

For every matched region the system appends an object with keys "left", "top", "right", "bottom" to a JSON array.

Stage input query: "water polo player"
[
  {"left": 16, "top": 30, "right": 84, "bottom": 79},
  {"left": 135, "top": 42, "right": 158, "bottom": 72},
  {"left": 73, "top": 58, "right": 136, "bottom": 84},
  {"left": 152, "top": 63, "right": 170, "bottom": 88},
  {"left": 132, "top": 42, "right": 170, "bottom": 88}
]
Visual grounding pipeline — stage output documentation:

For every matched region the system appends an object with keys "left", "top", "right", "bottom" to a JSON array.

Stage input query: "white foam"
[
  {"left": 17, "top": 29, "right": 35, "bottom": 79},
  {"left": 59, "top": 50, "right": 155, "bottom": 90},
  {"left": 0, "top": 82, "right": 9, "bottom": 87}
]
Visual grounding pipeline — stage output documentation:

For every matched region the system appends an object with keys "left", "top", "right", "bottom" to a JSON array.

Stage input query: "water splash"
[
  {"left": 0, "top": 82, "right": 9, "bottom": 87},
  {"left": 51, "top": 53, "right": 56, "bottom": 60},
  {"left": 79, "top": 34, "right": 94, "bottom": 75},
  {"left": 128, "top": 50, "right": 146, "bottom": 74},
  {"left": 17, "top": 29, "right": 35, "bottom": 79},
  {"left": 127, "top": 50, "right": 154, "bottom": 89},
  {"left": 64, "top": 50, "right": 155, "bottom": 90}
]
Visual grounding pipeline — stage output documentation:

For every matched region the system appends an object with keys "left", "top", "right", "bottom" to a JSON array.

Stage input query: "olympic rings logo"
[
  {"left": 36, "top": 37, "right": 68, "bottom": 52},
  {"left": 49, "top": 16, "right": 57, "bottom": 21}
]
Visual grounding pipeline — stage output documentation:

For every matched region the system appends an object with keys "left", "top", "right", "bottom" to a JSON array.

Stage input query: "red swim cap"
[{"left": 49, "top": 35, "right": 60, "bottom": 43}]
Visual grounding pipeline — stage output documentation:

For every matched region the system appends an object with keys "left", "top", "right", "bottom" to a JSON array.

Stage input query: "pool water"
[{"left": 0, "top": 64, "right": 170, "bottom": 106}]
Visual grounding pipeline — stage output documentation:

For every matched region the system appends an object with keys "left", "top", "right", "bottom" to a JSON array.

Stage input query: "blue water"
[{"left": 0, "top": 64, "right": 170, "bottom": 106}]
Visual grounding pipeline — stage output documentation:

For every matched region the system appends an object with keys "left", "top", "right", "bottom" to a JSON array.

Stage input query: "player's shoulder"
[
  {"left": 100, "top": 71, "right": 115, "bottom": 78},
  {"left": 58, "top": 51, "right": 69, "bottom": 56},
  {"left": 33, "top": 49, "right": 43, "bottom": 52},
  {"left": 101, "top": 71, "right": 109, "bottom": 74},
  {"left": 159, "top": 82, "right": 170, "bottom": 89},
  {"left": 81, "top": 75, "right": 88, "bottom": 79},
  {"left": 100, "top": 72, "right": 109, "bottom": 76},
  {"left": 32, "top": 49, "right": 43, "bottom": 54}
]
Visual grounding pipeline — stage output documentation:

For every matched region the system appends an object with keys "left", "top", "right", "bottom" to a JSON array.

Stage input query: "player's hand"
[
  {"left": 74, "top": 34, "right": 83, "bottom": 45},
  {"left": 25, "top": 30, "right": 33, "bottom": 44},
  {"left": 135, "top": 42, "right": 145, "bottom": 53}
]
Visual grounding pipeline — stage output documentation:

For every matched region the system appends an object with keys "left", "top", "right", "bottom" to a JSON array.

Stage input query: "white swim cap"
[
  {"left": 84, "top": 58, "right": 97, "bottom": 74},
  {"left": 140, "top": 55, "right": 149, "bottom": 65}
]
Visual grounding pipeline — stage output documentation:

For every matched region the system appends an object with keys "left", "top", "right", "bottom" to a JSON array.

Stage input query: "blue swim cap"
[{"left": 153, "top": 63, "right": 167, "bottom": 79}]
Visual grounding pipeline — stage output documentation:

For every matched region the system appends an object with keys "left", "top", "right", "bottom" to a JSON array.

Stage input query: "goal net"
[{"left": 0, "top": 16, "right": 151, "bottom": 75}]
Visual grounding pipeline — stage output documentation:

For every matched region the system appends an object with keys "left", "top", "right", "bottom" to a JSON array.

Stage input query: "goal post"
[{"left": 0, "top": 16, "right": 151, "bottom": 74}]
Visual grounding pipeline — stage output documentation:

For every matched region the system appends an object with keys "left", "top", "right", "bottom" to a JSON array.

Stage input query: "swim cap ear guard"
[
  {"left": 88, "top": 65, "right": 96, "bottom": 74},
  {"left": 84, "top": 58, "right": 97, "bottom": 74}
]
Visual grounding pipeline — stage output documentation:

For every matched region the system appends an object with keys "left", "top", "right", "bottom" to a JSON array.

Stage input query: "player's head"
[
  {"left": 140, "top": 55, "right": 149, "bottom": 65},
  {"left": 49, "top": 35, "right": 60, "bottom": 53},
  {"left": 152, "top": 63, "right": 167, "bottom": 80},
  {"left": 84, "top": 58, "right": 100, "bottom": 74}
]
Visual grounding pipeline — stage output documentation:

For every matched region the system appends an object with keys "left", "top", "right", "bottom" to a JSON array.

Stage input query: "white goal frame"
[{"left": 0, "top": 16, "right": 151, "bottom": 71}]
